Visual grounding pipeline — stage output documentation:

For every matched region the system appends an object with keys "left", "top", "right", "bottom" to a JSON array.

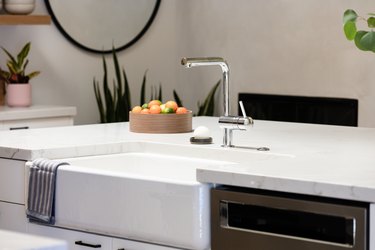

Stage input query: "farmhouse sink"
[{"left": 52, "top": 142, "right": 292, "bottom": 250}]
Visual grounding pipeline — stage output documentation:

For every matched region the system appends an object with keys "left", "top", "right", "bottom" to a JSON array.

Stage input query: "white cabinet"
[
  {"left": 0, "top": 158, "right": 27, "bottom": 232},
  {"left": 29, "top": 224, "right": 112, "bottom": 250},
  {"left": 29, "top": 223, "right": 183, "bottom": 250},
  {"left": 0, "top": 158, "right": 26, "bottom": 204},
  {"left": 112, "top": 238, "right": 181, "bottom": 250},
  {"left": 0, "top": 202, "right": 27, "bottom": 232},
  {"left": 0, "top": 105, "right": 76, "bottom": 130}
]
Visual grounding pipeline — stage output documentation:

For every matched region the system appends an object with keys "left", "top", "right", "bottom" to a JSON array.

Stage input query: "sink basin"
[
  {"left": 52, "top": 141, "right": 293, "bottom": 249},
  {"left": 54, "top": 144, "right": 234, "bottom": 250}
]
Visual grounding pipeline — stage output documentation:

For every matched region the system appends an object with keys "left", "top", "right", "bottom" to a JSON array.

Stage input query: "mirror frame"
[{"left": 44, "top": 0, "right": 161, "bottom": 54}]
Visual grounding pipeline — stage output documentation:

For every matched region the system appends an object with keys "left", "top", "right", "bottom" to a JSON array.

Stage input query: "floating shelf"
[{"left": 0, "top": 15, "right": 51, "bottom": 25}]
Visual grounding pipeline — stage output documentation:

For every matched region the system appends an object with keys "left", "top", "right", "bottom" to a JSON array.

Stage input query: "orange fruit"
[
  {"left": 140, "top": 108, "right": 150, "bottom": 114},
  {"left": 165, "top": 101, "right": 178, "bottom": 111},
  {"left": 148, "top": 100, "right": 162, "bottom": 107},
  {"left": 150, "top": 105, "right": 161, "bottom": 114},
  {"left": 132, "top": 106, "right": 142, "bottom": 113},
  {"left": 176, "top": 107, "right": 188, "bottom": 114}
]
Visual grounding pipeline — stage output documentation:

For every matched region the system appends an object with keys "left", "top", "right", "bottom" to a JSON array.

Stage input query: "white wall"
[
  {"left": 177, "top": 0, "right": 375, "bottom": 127},
  {"left": 0, "top": 1, "right": 182, "bottom": 125},
  {"left": 1, "top": 0, "right": 375, "bottom": 127}
]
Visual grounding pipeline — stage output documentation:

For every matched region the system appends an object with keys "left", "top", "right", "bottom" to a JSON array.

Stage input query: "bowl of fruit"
[{"left": 129, "top": 100, "right": 192, "bottom": 133}]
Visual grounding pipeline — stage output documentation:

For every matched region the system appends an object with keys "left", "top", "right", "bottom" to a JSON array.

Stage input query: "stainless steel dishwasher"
[{"left": 211, "top": 186, "right": 369, "bottom": 250}]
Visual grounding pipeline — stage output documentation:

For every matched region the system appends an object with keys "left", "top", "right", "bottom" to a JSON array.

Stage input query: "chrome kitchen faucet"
[{"left": 181, "top": 57, "right": 254, "bottom": 147}]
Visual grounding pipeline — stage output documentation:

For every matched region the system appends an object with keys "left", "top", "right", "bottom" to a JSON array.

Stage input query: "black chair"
[{"left": 238, "top": 93, "right": 358, "bottom": 127}]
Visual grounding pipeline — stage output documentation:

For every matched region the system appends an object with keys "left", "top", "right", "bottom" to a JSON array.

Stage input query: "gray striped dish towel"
[{"left": 26, "top": 158, "right": 69, "bottom": 225}]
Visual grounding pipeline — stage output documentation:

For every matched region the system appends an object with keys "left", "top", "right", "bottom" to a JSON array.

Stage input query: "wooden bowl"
[{"left": 129, "top": 111, "right": 192, "bottom": 133}]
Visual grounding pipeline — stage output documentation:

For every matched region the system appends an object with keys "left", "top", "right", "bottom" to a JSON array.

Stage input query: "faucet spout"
[
  {"left": 182, "top": 57, "right": 253, "bottom": 148},
  {"left": 181, "top": 57, "right": 230, "bottom": 116}
]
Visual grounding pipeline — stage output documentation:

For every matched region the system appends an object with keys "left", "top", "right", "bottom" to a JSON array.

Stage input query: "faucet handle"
[
  {"left": 218, "top": 101, "right": 253, "bottom": 130},
  {"left": 238, "top": 100, "right": 254, "bottom": 129},
  {"left": 219, "top": 116, "right": 253, "bottom": 131},
  {"left": 239, "top": 101, "right": 247, "bottom": 118}
]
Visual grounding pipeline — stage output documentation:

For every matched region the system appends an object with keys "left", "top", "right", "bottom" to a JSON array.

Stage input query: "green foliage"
[
  {"left": 173, "top": 90, "right": 183, "bottom": 107},
  {"left": 173, "top": 80, "right": 221, "bottom": 116},
  {"left": 0, "top": 42, "right": 40, "bottom": 83},
  {"left": 93, "top": 49, "right": 162, "bottom": 123},
  {"left": 343, "top": 9, "right": 375, "bottom": 53},
  {"left": 150, "top": 84, "right": 162, "bottom": 101},
  {"left": 93, "top": 48, "right": 221, "bottom": 123},
  {"left": 93, "top": 48, "right": 131, "bottom": 123},
  {"left": 196, "top": 80, "right": 221, "bottom": 116}
]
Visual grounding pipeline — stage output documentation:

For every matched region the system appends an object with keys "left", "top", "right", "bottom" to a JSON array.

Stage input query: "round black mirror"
[{"left": 45, "top": 0, "right": 161, "bottom": 54}]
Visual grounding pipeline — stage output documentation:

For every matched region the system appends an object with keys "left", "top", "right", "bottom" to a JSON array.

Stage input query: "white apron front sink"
[{"left": 55, "top": 147, "right": 233, "bottom": 250}]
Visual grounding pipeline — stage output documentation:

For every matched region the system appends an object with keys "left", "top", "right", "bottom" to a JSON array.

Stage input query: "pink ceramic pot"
[{"left": 6, "top": 83, "right": 32, "bottom": 107}]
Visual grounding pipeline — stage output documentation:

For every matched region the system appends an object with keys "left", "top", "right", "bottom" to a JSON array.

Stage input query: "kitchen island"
[{"left": 0, "top": 116, "right": 374, "bottom": 249}]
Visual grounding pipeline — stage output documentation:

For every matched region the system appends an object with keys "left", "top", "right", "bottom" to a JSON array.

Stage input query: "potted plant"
[
  {"left": 343, "top": 9, "right": 375, "bottom": 52},
  {"left": 0, "top": 42, "right": 40, "bottom": 107}
]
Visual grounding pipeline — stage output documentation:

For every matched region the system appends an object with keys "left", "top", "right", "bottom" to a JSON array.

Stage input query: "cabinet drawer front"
[
  {"left": 2, "top": 117, "right": 74, "bottom": 130},
  {"left": 28, "top": 224, "right": 112, "bottom": 250},
  {"left": 0, "top": 158, "right": 25, "bottom": 204},
  {"left": 113, "top": 238, "right": 181, "bottom": 250},
  {"left": 0, "top": 202, "right": 27, "bottom": 232}
]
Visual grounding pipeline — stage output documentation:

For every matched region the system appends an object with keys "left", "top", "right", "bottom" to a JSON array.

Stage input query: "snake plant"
[
  {"left": 93, "top": 48, "right": 161, "bottom": 123},
  {"left": 93, "top": 48, "right": 221, "bottom": 123},
  {"left": 93, "top": 48, "right": 131, "bottom": 123}
]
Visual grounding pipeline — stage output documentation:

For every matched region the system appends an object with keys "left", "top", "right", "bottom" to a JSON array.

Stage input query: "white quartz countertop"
[{"left": 0, "top": 117, "right": 375, "bottom": 202}]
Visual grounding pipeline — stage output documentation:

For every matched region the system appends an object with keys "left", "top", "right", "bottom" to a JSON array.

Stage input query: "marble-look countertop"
[{"left": 0, "top": 117, "right": 375, "bottom": 203}]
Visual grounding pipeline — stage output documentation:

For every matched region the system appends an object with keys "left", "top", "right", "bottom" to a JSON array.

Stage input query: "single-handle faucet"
[{"left": 181, "top": 57, "right": 253, "bottom": 147}]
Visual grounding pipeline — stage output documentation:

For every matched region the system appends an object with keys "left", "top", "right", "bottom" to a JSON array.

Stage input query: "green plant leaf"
[
  {"left": 344, "top": 21, "right": 357, "bottom": 40},
  {"left": 113, "top": 47, "right": 122, "bottom": 100},
  {"left": 173, "top": 90, "right": 183, "bottom": 107},
  {"left": 0, "top": 70, "right": 10, "bottom": 80},
  {"left": 22, "top": 60, "right": 29, "bottom": 75},
  {"left": 112, "top": 47, "right": 124, "bottom": 122},
  {"left": 123, "top": 68, "right": 131, "bottom": 112},
  {"left": 368, "top": 13, "right": 375, "bottom": 16},
  {"left": 113, "top": 79, "right": 118, "bottom": 116},
  {"left": 368, "top": 17, "right": 375, "bottom": 28},
  {"left": 158, "top": 83, "right": 162, "bottom": 101},
  {"left": 6, "top": 61, "right": 18, "bottom": 75},
  {"left": 2, "top": 47, "right": 19, "bottom": 71},
  {"left": 150, "top": 85, "right": 155, "bottom": 100},
  {"left": 358, "top": 30, "right": 375, "bottom": 52},
  {"left": 355, "top": 31, "right": 370, "bottom": 51},
  {"left": 26, "top": 71, "right": 40, "bottom": 80},
  {"left": 102, "top": 55, "right": 115, "bottom": 123},
  {"left": 343, "top": 9, "right": 358, "bottom": 24},
  {"left": 197, "top": 80, "right": 220, "bottom": 116},
  {"left": 93, "top": 78, "right": 105, "bottom": 123},
  {"left": 140, "top": 70, "right": 147, "bottom": 105},
  {"left": 17, "top": 42, "right": 30, "bottom": 69}
]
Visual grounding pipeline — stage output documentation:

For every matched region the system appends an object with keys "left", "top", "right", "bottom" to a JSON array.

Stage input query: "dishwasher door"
[{"left": 211, "top": 187, "right": 368, "bottom": 250}]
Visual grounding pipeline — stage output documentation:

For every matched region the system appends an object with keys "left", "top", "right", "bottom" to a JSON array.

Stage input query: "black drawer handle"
[
  {"left": 75, "top": 241, "right": 101, "bottom": 248},
  {"left": 9, "top": 126, "right": 29, "bottom": 130}
]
